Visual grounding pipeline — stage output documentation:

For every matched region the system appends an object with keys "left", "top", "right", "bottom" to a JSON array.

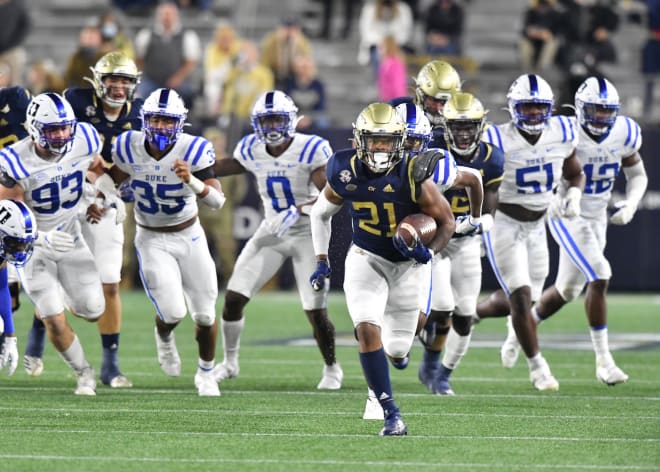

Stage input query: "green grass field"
[{"left": 2, "top": 291, "right": 659, "bottom": 471}]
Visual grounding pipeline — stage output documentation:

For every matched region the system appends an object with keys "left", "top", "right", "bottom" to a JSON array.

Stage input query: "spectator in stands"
[
  {"left": 585, "top": 0, "right": 619, "bottom": 64},
  {"left": 220, "top": 40, "right": 274, "bottom": 151},
  {"left": 377, "top": 36, "right": 408, "bottom": 102},
  {"left": 284, "top": 54, "right": 330, "bottom": 129},
  {"left": 134, "top": 1, "right": 201, "bottom": 108},
  {"left": 203, "top": 21, "right": 241, "bottom": 123},
  {"left": 0, "top": 0, "right": 30, "bottom": 87},
  {"left": 643, "top": 0, "right": 660, "bottom": 120},
  {"left": 63, "top": 24, "right": 104, "bottom": 89},
  {"left": 260, "top": 16, "right": 314, "bottom": 90},
  {"left": 317, "top": 0, "right": 362, "bottom": 39},
  {"left": 358, "top": 0, "right": 414, "bottom": 77},
  {"left": 26, "top": 60, "right": 65, "bottom": 95},
  {"left": 519, "top": 0, "right": 562, "bottom": 74},
  {"left": 424, "top": 0, "right": 465, "bottom": 56},
  {"left": 97, "top": 9, "right": 135, "bottom": 59}
]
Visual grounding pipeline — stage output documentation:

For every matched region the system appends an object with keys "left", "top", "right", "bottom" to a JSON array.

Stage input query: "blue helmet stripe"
[
  {"left": 45, "top": 93, "right": 67, "bottom": 118},
  {"left": 264, "top": 91, "right": 275, "bottom": 111},
  {"left": 12, "top": 199, "right": 33, "bottom": 235},
  {"left": 405, "top": 102, "right": 416, "bottom": 128},
  {"left": 597, "top": 77, "right": 608, "bottom": 99},
  {"left": 528, "top": 75, "right": 539, "bottom": 97},
  {"left": 158, "top": 89, "right": 170, "bottom": 109}
]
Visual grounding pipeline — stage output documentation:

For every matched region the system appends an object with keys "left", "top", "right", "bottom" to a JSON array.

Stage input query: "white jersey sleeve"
[
  {"left": 428, "top": 148, "right": 458, "bottom": 192},
  {"left": 0, "top": 122, "right": 101, "bottom": 233},
  {"left": 232, "top": 133, "right": 332, "bottom": 223},
  {"left": 484, "top": 117, "right": 577, "bottom": 212},
  {"left": 112, "top": 131, "right": 211, "bottom": 228}
]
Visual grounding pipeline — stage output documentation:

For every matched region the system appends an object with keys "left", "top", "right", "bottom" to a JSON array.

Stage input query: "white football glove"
[
  {"left": 609, "top": 200, "right": 637, "bottom": 225},
  {"left": 0, "top": 336, "right": 18, "bottom": 376},
  {"left": 106, "top": 195, "right": 126, "bottom": 225},
  {"left": 38, "top": 229, "right": 75, "bottom": 252},
  {"left": 455, "top": 214, "right": 492, "bottom": 235},
  {"left": 265, "top": 205, "right": 300, "bottom": 238},
  {"left": 548, "top": 187, "right": 581, "bottom": 219}
]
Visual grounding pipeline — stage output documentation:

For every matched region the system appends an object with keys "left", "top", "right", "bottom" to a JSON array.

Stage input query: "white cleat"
[
  {"left": 363, "top": 388, "right": 384, "bottom": 420},
  {"left": 194, "top": 369, "right": 221, "bottom": 396},
  {"left": 212, "top": 360, "right": 239, "bottom": 382},
  {"left": 75, "top": 367, "right": 97, "bottom": 396},
  {"left": 108, "top": 375, "right": 133, "bottom": 388},
  {"left": 529, "top": 358, "right": 559, "bottom": 391},
  {"left": 596, "top": 363, "right": 629, "bottom": 386},
  {"left": 23, "top": 355, "right": 44, "bottom": 377},
  {"left": 317, "top": 363, "right": 343, "bottom": 390},
  {"left": 154, "top": 327, "right": 181, "bottom": 377},
  {"left": 500, "top": 315, "right": 521, "bottom": 368}
]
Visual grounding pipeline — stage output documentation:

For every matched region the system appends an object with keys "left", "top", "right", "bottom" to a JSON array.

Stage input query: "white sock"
[
  {"left": 58, "top": 335, "right": 90, "bottom": 374},
  {"left": 222, "top": 318, "right": 244, "bottom": 364},
  {"left": 526, "top": 352, "right": 544, "bottom": 371},
  {"left": 442, "top": 328, "right": 472, "bottom": 370},
  {"left": 590, "top": 327, "right": 612, "bottom": 363},
  {"left": 198, "top": 358, "right": 214, "bottom": 371}
]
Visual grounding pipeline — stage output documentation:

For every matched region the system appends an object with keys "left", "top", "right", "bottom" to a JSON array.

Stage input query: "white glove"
[
  {"left": 609, "top": 200, "right": 637, "bottom": 225},
  {"left": 106, "top": 195, "right": 126, "bottom": 225},
  {"left": 548, "top": 187, "right": 581, "bottom": 219},
  {"left": 38, "top": 230, "right": 75, "bottom": 252},
  {"left": 0, "top": 336, "right": 18, "bottom": 376},
  {"left": 265, "top": 205, "right": 300, "bottom": 237},
  {"left": 456, "top": 214, "right": 492, "bottom": 235}
]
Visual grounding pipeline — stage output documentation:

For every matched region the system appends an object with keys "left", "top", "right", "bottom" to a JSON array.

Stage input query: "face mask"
[{"left": 101, "top": 23, "right": 118, "bottom": 40}]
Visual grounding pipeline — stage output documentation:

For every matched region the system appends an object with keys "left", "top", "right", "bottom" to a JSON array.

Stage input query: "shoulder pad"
[{"left": 412, "top": 150, "right": 443, "bottom": 183}]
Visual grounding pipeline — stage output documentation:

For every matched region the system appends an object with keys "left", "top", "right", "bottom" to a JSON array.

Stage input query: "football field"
[{"left": 2, "top": 291, "right": 659, "bottom": 471}]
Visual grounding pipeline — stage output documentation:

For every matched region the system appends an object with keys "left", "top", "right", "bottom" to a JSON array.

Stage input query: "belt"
[{"left": 138, "top": 216, "right": 197, "bottom": 233}]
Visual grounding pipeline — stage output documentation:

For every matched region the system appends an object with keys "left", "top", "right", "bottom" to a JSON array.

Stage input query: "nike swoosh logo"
[
  {"left": 192, "top": 236, "right": 201, "bottom": 242},
  {"left": 71, "top": 161, "right": 80, "bottom": 167}
]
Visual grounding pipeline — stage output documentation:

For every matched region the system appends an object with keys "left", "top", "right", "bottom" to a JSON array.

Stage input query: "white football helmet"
[
  {"left": 575, "top": 76, "right": 620, "bottom": 136},
  {"left": 141, "top": 88, "right": 188, "bottom": 151},
  {"left": 353, "top": 102, "right": 407, "bottom": 173},
  {"left": 0, "top": 199, "right": 37, "bottom": 267},
  {"left": 395, "top": 102, "right": 432, "bottom": 156},
  {"left": 26, "top": 93, "right": 77, "bottom": 157},
  {"left": 251, "top": 90, "right": 299, "bottom": 146},
  {"left": 507, "top": 74, "right": 554, "bottom": 135}
]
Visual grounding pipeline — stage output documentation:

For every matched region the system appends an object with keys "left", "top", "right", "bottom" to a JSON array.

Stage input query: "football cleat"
[
  {"left": 363, "top": 388, "right": 385, "bottom": 420},
  {"left": 154, "top": 327, "right": 181, "bottom": 377},
  {"left": 529, "top": 357, "right": 559, "bottom": 391},
  {"left": 106, "top": 374, "right": 133, "bottom": 388},
  {"left": 596, "top": 362, "right": 628, "bottom": 386},
  {"left": 23, "top": 355, "right": 44, "bottom": 377},
  {"left": 500, "top": 316, "right": 521, "bottom": 368},
  {"left": 317, "top": 363, "right": 343, "bottom": 390},
  {"left": 194, "top": 369, "right": 221, "bottom": 397},
  {"left": 380, "top": 411, "right": 408, "bottom": 436},
  {"left": 418, "top": 357, "right": 439, "bottom": 391},
  {"left": 75, "top": 367, "right": 97, "bottom": 396},
  {"left": 212, "top": 360, "right": 239, "bottom": 382},
  {"left": 432, "top": 378, "right": 455, "bottom": 396}
]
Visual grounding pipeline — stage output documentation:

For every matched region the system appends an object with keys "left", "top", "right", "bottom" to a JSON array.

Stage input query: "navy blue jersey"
[
  {"left": 327, "top": 148, "right": 425, "bottom": 262},
  {"left": 444, "top": 142, "right": 504, "bottom": 217},
  {"left": 64, "top": 88, "right": 143, "bottom": 163},
  {"left": 0, "top": 86, "right": 30, "bottom": 149}
]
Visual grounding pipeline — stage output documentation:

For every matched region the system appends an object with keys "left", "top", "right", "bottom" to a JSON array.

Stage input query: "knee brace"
[{"left": 452, "top": 314, "right": 473, "bottom": 336}]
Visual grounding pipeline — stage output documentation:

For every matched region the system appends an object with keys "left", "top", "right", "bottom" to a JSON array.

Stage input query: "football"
[{"left": 395, "top": 213, "right": 437, "bottom": 248}]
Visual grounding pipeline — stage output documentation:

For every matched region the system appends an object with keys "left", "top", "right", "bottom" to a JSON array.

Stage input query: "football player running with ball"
[
  {"left": 213, "top": 90, "right": 343, "bottom": 390},
  {"left": 499, "top": 77, "right": 647, "bottom": 386},
  {"left": 309, "top": 102, "right": 455, "bottom": 436},
  {"left": 478, "top": 74, "right": 585, "bottom": 391},
  {"left": 98, "top": 88, "right": 226, "bottom": 396}
]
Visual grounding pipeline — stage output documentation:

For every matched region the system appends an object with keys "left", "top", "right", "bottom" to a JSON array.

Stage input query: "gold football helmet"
[
  {"left": 353, "top": 103, "right": 407, "bottom": 173},
  {"left": 442, "top": 92, "right": 487, "bottom": 159},
  {"left": 87, "top": 51, "right": 141, "bottom": 107},
  {"left": 414, "top": 60, "right": 462, "bottom": 126}
]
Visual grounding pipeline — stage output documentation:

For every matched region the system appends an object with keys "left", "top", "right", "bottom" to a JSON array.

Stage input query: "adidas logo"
[{"left": 383, "top": 184, "right": 395, "bottom": 193}]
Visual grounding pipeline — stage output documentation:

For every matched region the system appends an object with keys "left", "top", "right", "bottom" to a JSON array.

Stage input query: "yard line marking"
[
  {"left": 0, "top": 454, "right": 656, "bottom": 470},
  {"left": 2, "top": 429, "right": 658, "bottom": 443},
  {"left": 1, "top": 406, "right": 657, "bottom": 421}
]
